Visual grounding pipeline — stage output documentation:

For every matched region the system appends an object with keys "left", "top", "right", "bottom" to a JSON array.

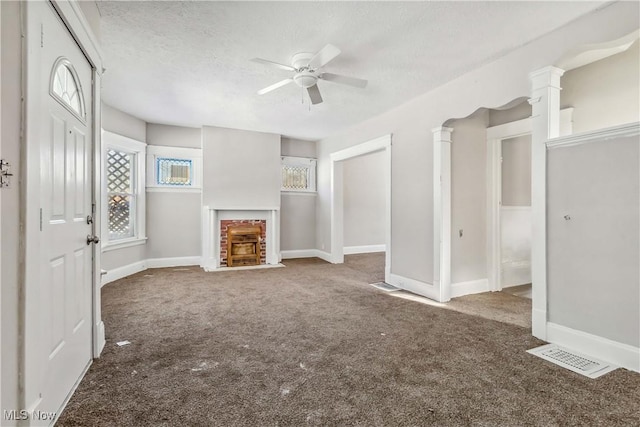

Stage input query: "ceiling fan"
[{"left": 251, "top": 44, "right": 367, "bottom": 105}]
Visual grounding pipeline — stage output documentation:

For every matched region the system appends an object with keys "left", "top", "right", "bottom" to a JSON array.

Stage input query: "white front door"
[{"left": 31, "top": 2, "right": 95, "bottom": 421}]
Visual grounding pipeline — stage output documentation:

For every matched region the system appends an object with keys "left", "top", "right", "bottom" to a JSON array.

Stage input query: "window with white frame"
[
  {"left": 146, "top": 145, "right": 202, "bottom": 191},
  {"left": 281, "top": 156, "right": 317, "bottom": 192},
  {"left": 102, "top": 130, "right": 146, "bottom": 249}
]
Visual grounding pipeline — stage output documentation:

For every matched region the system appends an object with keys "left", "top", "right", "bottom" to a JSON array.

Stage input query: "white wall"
[
  {"left": 501, "top": 135, "right": 531, "bottom": 206},
  {"left": 202, "top": 126, "right": 280, "bottom": 208},
  {"left": 146, "top": 123, "right": 202, "bottom": 260},
  {"left": 343, "top": 151, "right": 386, "bottom": 249},
  {"left": 562, "top": 40, "right": 640, "bottom": 134},
  {"left": 1, "top": 1, "right": 22, "bottom": 421},
  {"left": 448, "top": 110, "right": 489, "bottom": 284},
  {"left": 547, "top": 134, "right": 639, "bottom": 348},
  {"left": 101, "top": 103, "right": 147, "bottom": 270},
  {"left": 316, "top": 1, "right": 639, "bottom": 287},
  {"left": 280, "top": 138, "right": 317, "bottom": 252},
  {"left": 488, "top": 99, "right": 531, "bottom": 127}
]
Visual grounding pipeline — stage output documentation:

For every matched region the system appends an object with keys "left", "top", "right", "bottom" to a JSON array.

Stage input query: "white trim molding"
[
  {"left": 343, "top": 245, "right": 386, "bottom": 255},
  {"left": 529, "top": 66, "right": 565, "bottom": 341},
  {"left": 450, "top": 278, "right": 490, "bottom": 299},
  {"left": 432, "top": 127, "right": 453, "bottom": 302},
  {"left": 280, "top": 249, "right": 319, "bottom": 259},
  {"left": 329, "top": 134, "right": 392, "bottom": 282},
  {"left": 547, "top": 122, "right": 640, "bottom": 149},
  {"left": 314, "top": 250, "right": 333, "bottom": 263},
  {"left": 147, "top": 256, "right": 201, "bottom": 269},
  {"left": 546, "top": 322, "right": 640, "bottom": 373},
  {"left": 101, "top": 260, "right": 147, "bottom": 287},
  {"left": 387, "top": 273, "right": 438, "bottom": 301}
]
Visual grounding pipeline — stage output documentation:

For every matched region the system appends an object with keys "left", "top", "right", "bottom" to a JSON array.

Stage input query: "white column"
[
  {"left": 433, "top": 127, "right": 453, "bottom": 302},
  {"left": 529, "top": 66, "right": 564, "bottom": 340}
]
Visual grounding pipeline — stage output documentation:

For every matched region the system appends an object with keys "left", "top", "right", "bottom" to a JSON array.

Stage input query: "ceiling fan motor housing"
[
  {"left": 293, "top": 70, "right": 318, "bottom": 88},
  {"left": 291, "top": 53, "right": 318, "bottom": 88}
]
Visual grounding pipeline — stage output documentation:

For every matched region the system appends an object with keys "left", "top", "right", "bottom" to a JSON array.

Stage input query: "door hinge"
[{"left": 0, "top": 159, "right": 13, "bottom": 188}]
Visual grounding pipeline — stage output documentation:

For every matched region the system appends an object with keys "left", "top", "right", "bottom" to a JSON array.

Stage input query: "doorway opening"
[{"left": 330, "top": 135, "right": 391, "bottom": 283}]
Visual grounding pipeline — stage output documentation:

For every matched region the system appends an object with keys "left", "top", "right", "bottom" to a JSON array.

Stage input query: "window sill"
[
  {"left": 281, "top": 191, "right": 317, "bottom": 196},
  {"left": 102, "top": 237, "right": 148, "bottom": 253},
  {"left": 146, "top": 186, "right": 202, "bottom": 193}
]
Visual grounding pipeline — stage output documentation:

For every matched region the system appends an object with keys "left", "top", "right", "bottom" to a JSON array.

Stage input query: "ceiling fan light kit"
[{"left": 252, "top": 44, "right": 367, "bottom": 105}]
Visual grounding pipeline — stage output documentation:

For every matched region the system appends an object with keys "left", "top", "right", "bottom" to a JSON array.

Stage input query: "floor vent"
[
  {"left": 527, "top": 344, "right": 617, "bottom": 378},
  {"left": 370, "top": 282, "right": 400, "bottom": 292}
]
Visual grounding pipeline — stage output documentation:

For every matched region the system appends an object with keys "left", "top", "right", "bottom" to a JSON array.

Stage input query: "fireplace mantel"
[{"left": 201, "top": 206, "right": 280, "bottom": 271}]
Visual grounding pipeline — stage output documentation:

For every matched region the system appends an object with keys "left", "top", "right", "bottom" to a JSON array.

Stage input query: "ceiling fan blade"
[
  {"left": 257, "top": 78, "right": 293, "bottom": 95},
  {"left": 307, "top": 84, "right": 323, "bottom": 105},
  {"left": 307, "top": 44, "right": 341, "bottom": 70},
  {"left": 251, "top": 58, "right": 296, "bottom": 72},
  {"left": 320, "top": 72, "right": 368, "bottom": 89}
]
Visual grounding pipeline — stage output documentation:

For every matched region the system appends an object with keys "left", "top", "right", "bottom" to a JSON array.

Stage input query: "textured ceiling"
[{"left": 97, "top": 1, "right": 605, "bottom": 140}]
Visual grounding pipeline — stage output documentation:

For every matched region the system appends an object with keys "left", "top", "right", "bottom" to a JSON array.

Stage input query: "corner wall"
[
  {"left": 280, "top": 138, "right": 317, "bottom": 253},
  {"left": 145, "top": 123, "right": 202, "bottom": 261}
]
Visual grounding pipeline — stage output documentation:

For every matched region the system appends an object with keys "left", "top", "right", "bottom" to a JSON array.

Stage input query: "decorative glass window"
[
  {"left": 281, "top": 156, "right": 316, "bottom": 192},
  {"left": 146, "top": 146, "right": 202, "bottom": 192},
  {"left": 102, "top": 130, "right": 147, "bottom": 250},
  {"left": 50, "top": 58, "right": 85, "bottom": 119},
  {"left": 107, "top": 150, "right": 136, "bottom": 240},
  {"left": 157, "top": 158, "right": 193, "bottom": 186}
]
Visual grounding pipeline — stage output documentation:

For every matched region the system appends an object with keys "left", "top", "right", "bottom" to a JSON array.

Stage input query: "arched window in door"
[{"left": 50, "top": 57, "right": 85, "bottom": 120}]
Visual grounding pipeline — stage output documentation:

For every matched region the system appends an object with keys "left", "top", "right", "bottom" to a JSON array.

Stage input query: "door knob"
[{"left": 86, "top": 235, "right": 100, "bottom": 245}]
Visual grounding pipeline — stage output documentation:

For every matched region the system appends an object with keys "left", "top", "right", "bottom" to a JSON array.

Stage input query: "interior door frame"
[
  {"left": 486, "top": 117, "right": 532, "bottom": 292},
  {"left": 486, "top": 109, "right": 573, "bottom": 293},
  {"left": 329, "top": 134, "right": 392, "bottom": 282},
  {"left": 22, "top": 0, "right": 104, "bottom": 415}
]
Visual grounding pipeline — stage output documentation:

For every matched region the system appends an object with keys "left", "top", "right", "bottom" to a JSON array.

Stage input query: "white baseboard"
[
  {"left": 281, "top": 249, "right": 319, "bottom": 259},
  {"left": 101, "top": 260, "right": 147, "bottom": 287},
  {"left": 314, "top": 250, "right": 333, "bottom": 263},
  {"left": 387, "top": 273, "right": 439, "bottom": 300},
  {"left": 501, "top": 261, "right": 531, "bottom": 287},
  {"left": 147, "top": 256, "right": 200, "bottom": 268},
  {"left": 532, "top": 308, "right": 547, "bottom": 340},
  {"left": 546, "top": 322, "right": 640, "bottom": 373},
  {"left": 94, "top": 321, "right": 105, "bottom": 357},
  {"left": 450, "top": 278, "right": 489, "bottom": 298},
  {"left": 343, "top": 244, "right": 386, "bottom": 255}
]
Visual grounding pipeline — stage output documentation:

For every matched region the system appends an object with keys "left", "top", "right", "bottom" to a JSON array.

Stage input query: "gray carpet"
[{"left": 58, "top": 254, "right": 640, "bottom": 426}]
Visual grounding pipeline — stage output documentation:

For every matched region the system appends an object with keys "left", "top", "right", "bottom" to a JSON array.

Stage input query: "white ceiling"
[{"left": 97, "top": 1, "right": 605, "bottom": 141}]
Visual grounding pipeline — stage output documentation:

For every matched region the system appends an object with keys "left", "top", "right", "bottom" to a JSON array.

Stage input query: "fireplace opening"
[{"left": 222, "top": 222, "right": 266, "bottom": 267}]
